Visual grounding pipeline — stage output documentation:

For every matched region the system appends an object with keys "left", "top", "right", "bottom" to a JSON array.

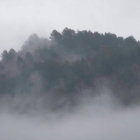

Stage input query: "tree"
[
  {"left": 50, "top": 30, "right": 62, "bottom": 42},
  {"left": 1, "top": 50, "right": 8, "bottom": 60},
  {"left": 62, "top": 27, "right": 76, "bottom": 39}
]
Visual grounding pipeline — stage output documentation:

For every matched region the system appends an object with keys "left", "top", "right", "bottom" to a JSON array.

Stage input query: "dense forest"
[{"left": 1, "top": 27, "right": 140, "bottom": 109}]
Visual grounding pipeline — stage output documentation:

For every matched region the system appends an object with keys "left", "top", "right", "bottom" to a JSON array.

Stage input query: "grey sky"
[{"left": 0, "top": 0, "right": 140, "bottom": 54}]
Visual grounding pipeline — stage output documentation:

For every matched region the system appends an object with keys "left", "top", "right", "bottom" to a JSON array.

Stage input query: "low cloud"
[{"left": 0, "top": 88, "right": 140, "bottom": 140}]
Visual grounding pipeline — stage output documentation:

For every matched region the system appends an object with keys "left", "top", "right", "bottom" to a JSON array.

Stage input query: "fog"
[
  {"left": 0, "top": 27, "right": 140, "bottom": 140},
  {"left": 1, "top": 0, "right": 140, "bottom": 139},
  {"left": 0, "top": 87, "right": 140, "bottom": 140},
  {"left": 1, "top": 0, "right": 140, "bottom": 53}
]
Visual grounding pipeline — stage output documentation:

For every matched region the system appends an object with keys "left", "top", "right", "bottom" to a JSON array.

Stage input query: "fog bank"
[{"left": 0, "top": 91, "right": 140, "bottom": 140}]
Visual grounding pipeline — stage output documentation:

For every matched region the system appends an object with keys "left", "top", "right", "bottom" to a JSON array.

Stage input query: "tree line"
[{"left": 1, "top": 27, "right": 140, "bottom": 105}]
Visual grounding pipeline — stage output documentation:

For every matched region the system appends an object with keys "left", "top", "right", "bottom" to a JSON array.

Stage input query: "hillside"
[{"left": 1, "top": 28, "right": 140, "bottom": 108}]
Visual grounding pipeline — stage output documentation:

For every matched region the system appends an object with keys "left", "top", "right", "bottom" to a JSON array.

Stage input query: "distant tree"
[
  {"left": 17, "top": 56, "right": 23, "bottom": 66},
  {"left": 50, "top": 30, "right": 62, "bottom": 42},
  {"left": 124, "top": 36, "right": 137, "bottom": 47},
  {"left": 1, "top": 49, "right": 16, "bottom": 62},
  {"left": 28, "top": 34, "right": 39, "bottom": 45},
  {"left": 8, "top": 48, "right": 17, "bottom": 60},
  {"left": 1, "top": 50, "right": 8, "bottom": 60},
  {"left": 62, "top": 27, "right": 76, "bottom": 39}
]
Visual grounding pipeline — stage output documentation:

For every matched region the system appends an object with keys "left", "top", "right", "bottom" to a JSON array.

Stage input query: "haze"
[
  {"left": 1, "top": 0, "right": 140, "bottom": 139},
  {"left": 0, "top": 92, "right": 140, "bottom": 140}
]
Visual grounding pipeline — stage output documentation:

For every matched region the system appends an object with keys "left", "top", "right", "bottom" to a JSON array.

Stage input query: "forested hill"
[{"left": 1, "top": 27, "right": 140, "bottom": 106}]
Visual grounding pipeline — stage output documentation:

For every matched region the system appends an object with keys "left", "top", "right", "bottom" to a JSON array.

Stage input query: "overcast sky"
[{"left": 0, "top": 0, "right": 140, "bottom": 54}]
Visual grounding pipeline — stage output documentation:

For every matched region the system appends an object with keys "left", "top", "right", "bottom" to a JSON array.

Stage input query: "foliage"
[{"left": 1, "top": 28, "right": 140, "bottom": 104}]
